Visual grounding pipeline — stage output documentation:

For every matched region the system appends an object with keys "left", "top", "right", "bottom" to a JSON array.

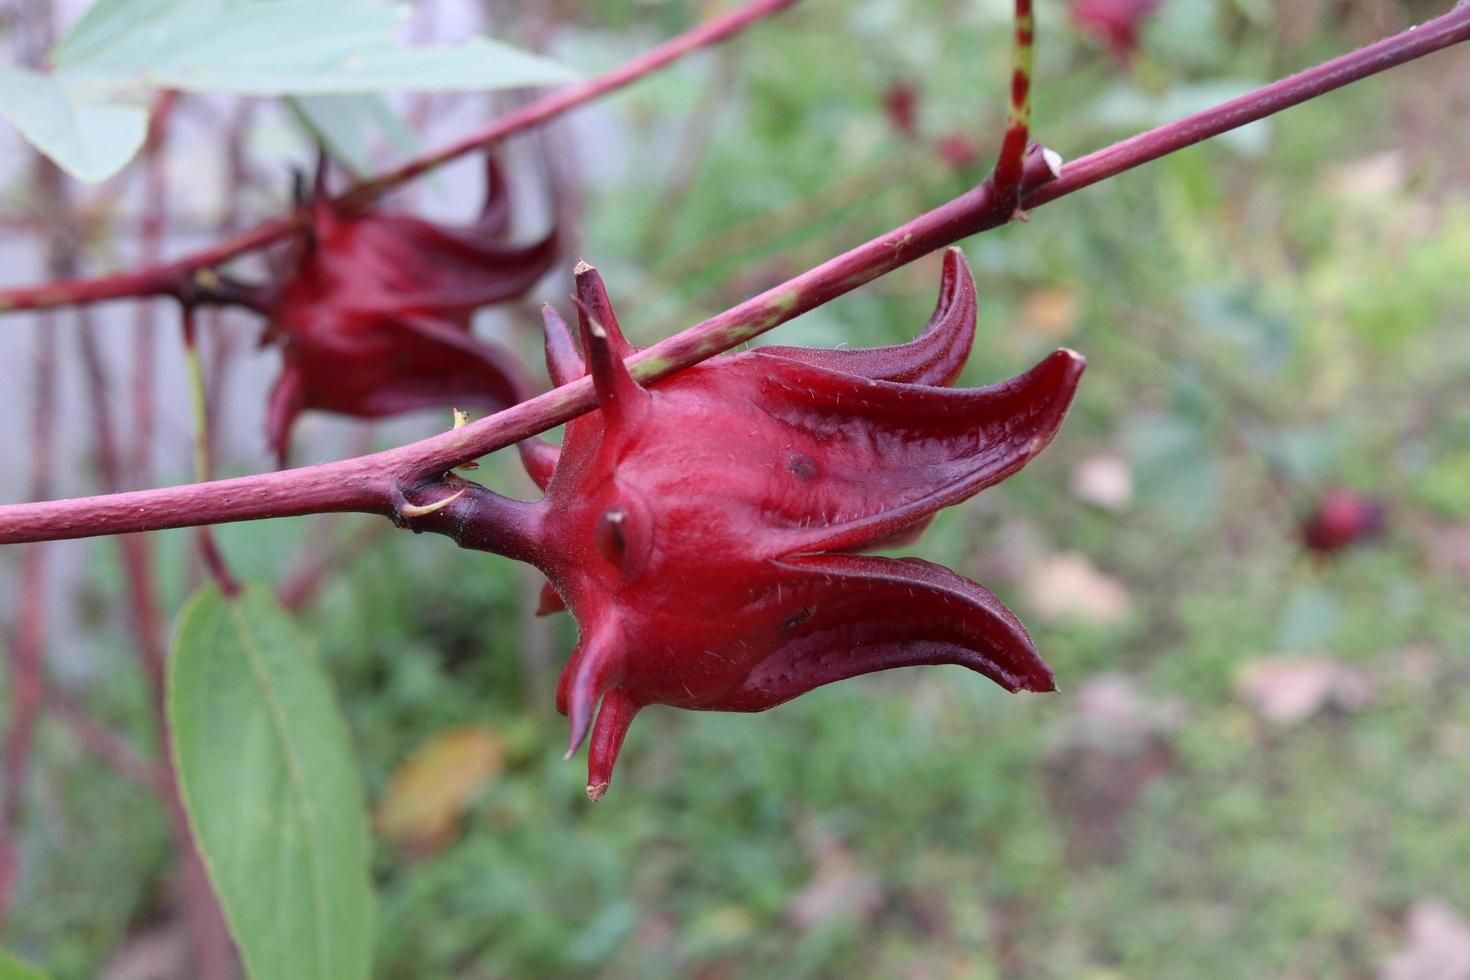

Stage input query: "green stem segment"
[
  {"left": 180, "top": 305, "right": 241, "bottom": 597},
  {"left": 990, "top": 0, "right": 1035, "bottom": 201}
]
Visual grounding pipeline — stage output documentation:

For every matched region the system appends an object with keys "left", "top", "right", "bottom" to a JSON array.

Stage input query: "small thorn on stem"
[
  {"left": 1041, "top": 147, "right": 1064, "bottom": 177},
  {"left": 399, "top": 488, "right": 466, "bottom": 519}
]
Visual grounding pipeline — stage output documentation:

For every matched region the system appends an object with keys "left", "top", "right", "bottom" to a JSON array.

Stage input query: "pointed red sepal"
[
  {"left": 265, "top": 363, "right": 307, "bottom": 467},
  {"left": 560, "top": 629, "right": 624, "bottom": 757},
  {"left": 586, "top": 689, "right": 641, "bottom": 801},
  {"left": 571, "top": 296, "right": 651, "bottom": 432},
  {"left": 541, "top": 304, "right": 583, "bottom": 387},
  {"left": 756, "top": 248, "right": 978, "bottom": 387},
  {"left": 759, "top": 347, "right": 1085, "bottom": 555},
  {"left": 573, "top": 262, "right": 636, "bottom": 358},
  {"left": 517, "top": 439, "right": 560, "bottom": 492},
  {"left": 726, "top": 553, "right": 1051, "bottom": 709},
  {"left": 476, "top": 154, "right": 513, "bottom": 238},
  {"left": 536, "top": 580, "right": 567, "bottom": 616}
]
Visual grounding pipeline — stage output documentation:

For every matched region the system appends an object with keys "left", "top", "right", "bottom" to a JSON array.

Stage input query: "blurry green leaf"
[
  {"left": 1414, "top": 453, "right": 1470, "bottom": 520},
  {"left": 54, "top": 0, "right": 574, "bottom": 95},
  {"left": 1276, "top": 588, "right": 1343, "bottom": 651},
  {"left": 50, "top": 0, "right": 183, "bottom": 66},
  {"left": 1087, "top": 81, "right": 1272, "bottom": 155},
  {"left": 0, "top": 949, "right": 51, "bottom": 980},
  {"left": 0, "top": 67, "right": 147, "bottom": 182},
  {"left": 1125, "top": 414, "right": 1223, "bottom": 531},
  {"left": 1188, "top": 287, "right": 1294, "bottom": 379},
  {"left": 169, "top": 585, "right": 375, "bottom": 980},
  {"left": 1255, "top": 426, "right": 1343, "bottom": 486},
  {"left": 288, "top": 94, "right": 421, "bottom": 177}
]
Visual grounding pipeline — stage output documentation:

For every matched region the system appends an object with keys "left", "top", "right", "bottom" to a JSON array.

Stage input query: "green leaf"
[
  {"left": 0, "top": 948, "right": 51, "bottom": 980},
  {"left": 168, "top": 585, "right": 375, "bottom": 980},
  {"left": 51, "top": 0, "right": 191, "bottom": 67},
  {"left": 288, "top": 94, "right": 421, "bottom": 178},
  {"left": 0, "top": 67, "right": 147, "bottom": 182},
  {"left": 54, "top": 0, "right": 574, "bottom": 95}
]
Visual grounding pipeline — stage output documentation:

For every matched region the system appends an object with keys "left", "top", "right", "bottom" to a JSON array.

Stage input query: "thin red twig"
[
  {"left": 0, "top": 5, "right": 1468, "bottom": 545},
  {"left": 0, "top": 321, "right": 56, "bottom": 928},
  {"left": 44, "top": 686, "right": 168, "bottom": 794},
  {"left": 0, "top": 0, "right": 800, "bottom": 314},
  {"left": 0, "top": 154, "right": 64, "bottom": 928},
  {"left": 990, "top": 0, "right": 1035, "bottom": 201}
]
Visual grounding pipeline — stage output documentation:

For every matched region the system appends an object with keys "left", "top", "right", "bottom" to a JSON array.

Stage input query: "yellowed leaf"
[
  {"left": 1071, "top": 454, "right": 1134, "bottom": 511},
  {"left": 1382, "top": 900, "right": 1470, "bottom": 980},
  {"left": 1235, "top": 657, "right": 1372, "bottom": 727},
  {"left": 1020, "top": 286, "right": 1081, "bottom": 339},
  {"left": 377, "top": 725, "right": 504, "bottom": 852},
  {"left": 1023, "top": 552, "right": 1132, "bottom": 627}
]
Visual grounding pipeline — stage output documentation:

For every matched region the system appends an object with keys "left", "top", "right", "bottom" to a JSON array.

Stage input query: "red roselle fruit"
[
  {"left": 1301, "top": 487, "right": 1385, "bottom": 554},
  {"left": 882, "top": 80, "right": 920, "bottom": 137},
  {"left": 1069, "top": 0, "right": 1161, "bottom": 60},
  {"left": 937, "top": 131, "right": 981, "bottom": 171},
  {"left": 454, "top": 249, "right": 1083, "bottom": 800},
  {"left": 261, "top": 156, "right": 557, "bottom": 463}
]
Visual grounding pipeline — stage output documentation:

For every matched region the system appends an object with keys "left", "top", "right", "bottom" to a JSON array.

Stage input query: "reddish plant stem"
[
  {"left": 277, "top": 519, "right": 388, "bottom": 613},
  {"left": 0, "top": 0, "right": 800, "bottom": 314},
  {"left": 75, "top": 205, "right": 238, "bottom": 980},
  {"left": 129, "top": 93, "right": 176, "bottom": 486},
  {"left": 0, "top": 153, "right": 64, "bottom": 928},
  {"left": 0, "top": 320, "right": 57, "bottom": 930},
  {"left": 181, "top": 305, "right": 242, "bottom": 599},
  {"left": 1, "top": 6, "right": 1469, "bottom": 545},
  {"left": 44, "top": 686, "right": 168, "bottom": 794},
  {"left": 991, "top": 0, "right": 1035, "bottom": 201}
]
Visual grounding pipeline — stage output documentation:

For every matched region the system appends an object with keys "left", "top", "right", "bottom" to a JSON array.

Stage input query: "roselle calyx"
[
  {"left": 261, "top": 156, "right": 557, "bottom": 463},
  {"left": 440, "top": 250, "right": 1084, "bottom": 800},
  {"left": 1301, "top": 487, "right": 1385, "bottom": 554},
  {"left": 1069, "top": 0, "right": 1161, "bottom": 60}
]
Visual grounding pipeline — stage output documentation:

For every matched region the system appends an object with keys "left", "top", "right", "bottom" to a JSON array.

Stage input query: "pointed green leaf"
[
  {"left": 0, "top": 67, "right": 147, "bottom": 182},
  {"left": 288, "top": 94, "right": 421, "bottom": 177},
  {"left": 168, "top": 585, "right": 375, "bottom": 980},
  {"left": 0, "top": 948, "right": 50, "bottom": 980},
  {"left": 54, "top": 0, "right": 574, "bottom": 96}
]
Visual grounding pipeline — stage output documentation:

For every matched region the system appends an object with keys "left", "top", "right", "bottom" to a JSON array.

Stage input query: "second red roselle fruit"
[
  {"left": 443, "top": 249, "right": 1084, "bottom": 800},
  {"left": 260, "top": 156, "right": 557, "bottom": 463},
  {"left": 1069, "top": 0, "right": 1161, "bottom": 60}
]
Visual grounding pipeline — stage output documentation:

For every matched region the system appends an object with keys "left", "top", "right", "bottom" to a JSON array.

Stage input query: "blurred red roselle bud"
[
  {"left": 261, "top": 156, "right": 557, "bottom": 463},
  {"left": 1301, "top": 487, "right": 1385, "bottom": 554},
  {"left": 882, "top": 80, "right": 920, "bottom": 137},
  {"left": 1070, "top": 0, "right": 1161, "bottom": 60},
  {"left": 452, "top": 249, "right": 1086, "bottom": 800},
  {"left": 937, "top": 131, "right": 980, "bottom": 171}
]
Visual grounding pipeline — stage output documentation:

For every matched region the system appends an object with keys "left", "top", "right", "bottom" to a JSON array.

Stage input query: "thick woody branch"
[
  {"left": 0, "top": 0, "right": 799, "bottom": 314},
  {"left": 1, "top": 5, "right": 1468, "bottom": 545}
]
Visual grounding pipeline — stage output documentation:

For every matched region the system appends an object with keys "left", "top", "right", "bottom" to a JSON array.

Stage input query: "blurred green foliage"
[{"left": 5, "top": 0, "right": 1470, "bottom": 977}]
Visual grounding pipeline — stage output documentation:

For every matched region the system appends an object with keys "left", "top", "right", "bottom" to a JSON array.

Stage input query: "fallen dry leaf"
[
  {"left": 1324, "top": 150, "right": 1406, "bottom": 203},
  {"left": 1235, "top": 657, "right": 1373, "bottom": 727},
  {"left": 786, "top": 826, "right": 882, "bottom": 931},
  {"left": 377, "top": 725, "right": 504, "bottom": 853},
  {"left": 1022, "top": 552, "right": 1132, "bottom": 627},
  {"left": 1424, "top": 523, "right": 1470, "bottom": 582},
  {"left": 1044, "top": 674, "right": 1181, "bottom": 864},
  {"left": 1070, "top": 454, "right": 1134, "bottom": 512},
  {"left": 1381, "top": 900, "right": 1470, "bottom": 980},
  {"left": 1060, "top": 673, "right": 1185, "bottom": 753},
  {"left": 101, "top": 921, "right": 188, "bottom": 980},
  {"left": 1019, "top": 286, "right": 1081, "bottom": 340}
]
